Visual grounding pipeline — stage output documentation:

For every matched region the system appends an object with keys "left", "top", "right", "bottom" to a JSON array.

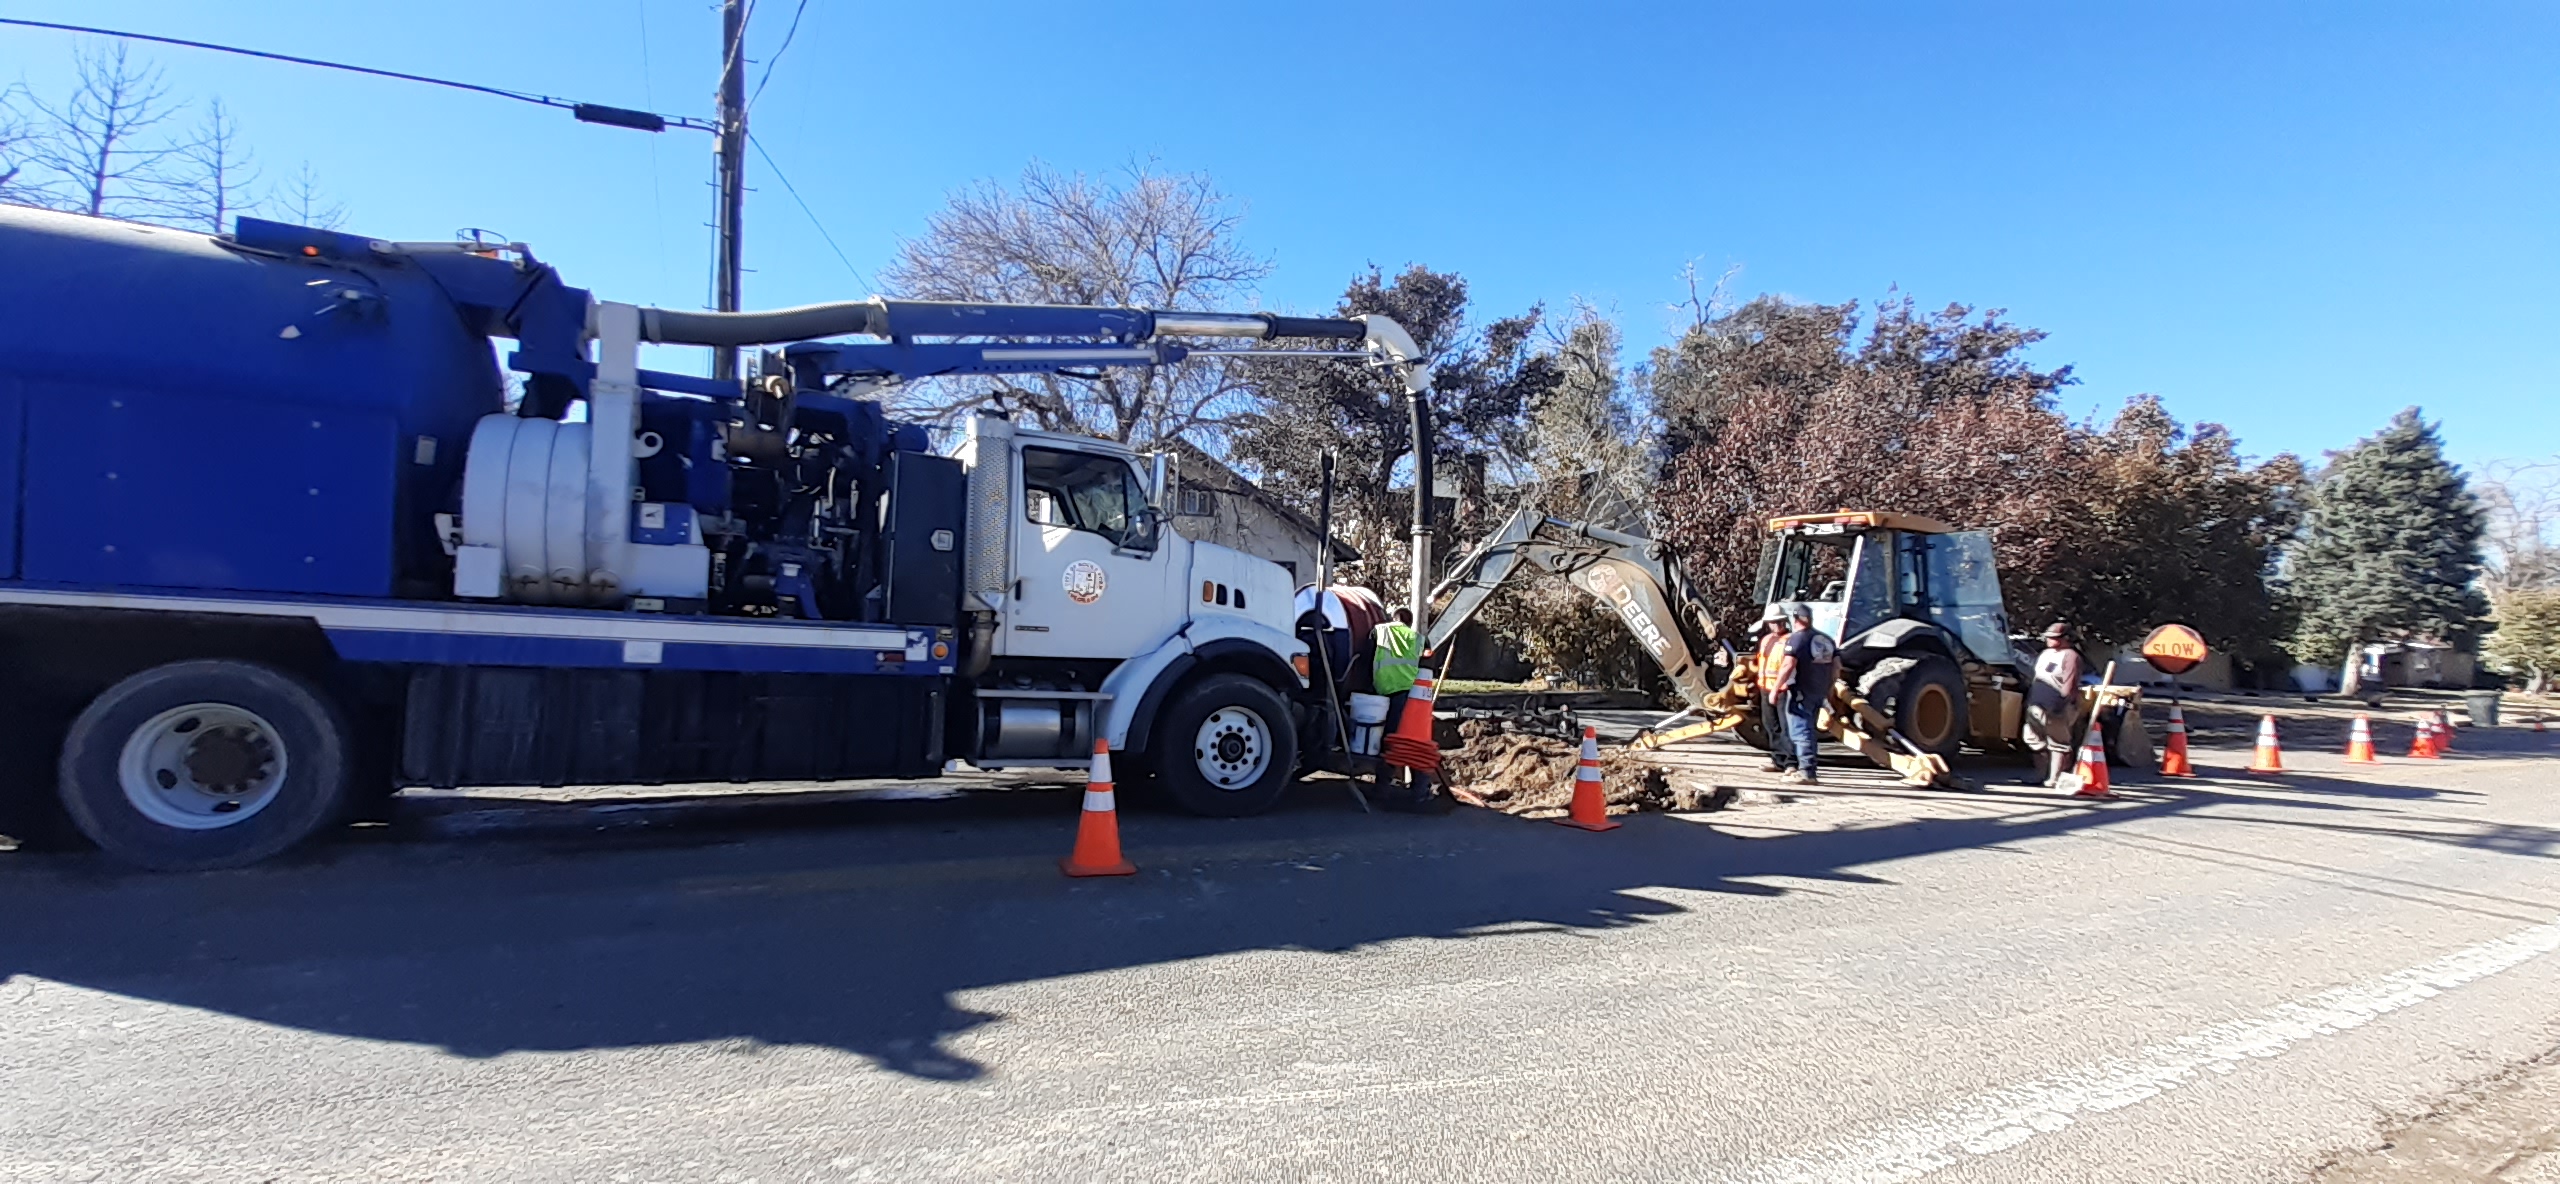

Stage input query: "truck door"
[{"left": 1004, "top": 445, "right": 1171, "bottom": 658}]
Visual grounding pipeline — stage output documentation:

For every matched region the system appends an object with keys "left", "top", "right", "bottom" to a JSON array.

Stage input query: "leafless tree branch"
[
  {"left": 879, "top": 160, "right": 1272, "bottom": 447},
  {"left": 18, "top": 41, "right": 186, "bottom": 219},
  {"left": 169, "top": 97, "right": 258, "bottom": 233}
]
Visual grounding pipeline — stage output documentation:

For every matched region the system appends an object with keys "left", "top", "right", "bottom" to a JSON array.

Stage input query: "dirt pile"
[{"left": 1439, "top": 720, "right": 1723, "bottom": 816}]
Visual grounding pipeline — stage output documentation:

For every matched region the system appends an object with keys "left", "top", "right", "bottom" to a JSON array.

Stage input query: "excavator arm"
[
  {"left": 1426, "top": 508, "right": 1958, "bottom": 787},
  {"left": 1424, "top": 509, "right": 1733, "bottom": 711}
]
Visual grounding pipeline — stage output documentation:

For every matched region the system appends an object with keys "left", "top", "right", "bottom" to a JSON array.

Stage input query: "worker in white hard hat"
[
  {"left": 1754, "top": 607, "right": 1795, "bottom": 774},
  {"left": 1766, "top": 602, "right": 1838, "bottom": 784}
]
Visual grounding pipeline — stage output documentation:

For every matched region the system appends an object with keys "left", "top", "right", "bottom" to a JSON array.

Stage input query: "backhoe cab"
[{"left": 1754, "top": 511, "right": 2025, "bottom": 758}]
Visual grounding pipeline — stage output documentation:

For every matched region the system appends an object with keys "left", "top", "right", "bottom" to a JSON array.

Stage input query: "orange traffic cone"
[
  {"left": 1381, "top": 673, "right": 1442, "bottom": 769},
  {"left": 2344, "top": 714, "right": 2377, "bottom": 763},
  {"left": 2070, "top": 717, "right": 2113, "bottom": 799},
  {"left": 2410, "top": 713, "right": 2441, "bottom": 759},
  {"left": 2248, "top": 714, "right": 2285, "bottom": 774},
  {"left": 2159, "top": 702, "right": 2195, "bottom": 777},
  {"left": 1060, "top": 738, "right": 1136, "bottom": 877},
  {"left": 2435, "top": 710, "right": 2455, "bottom": 751},
  {"left": 1556, "top": 725, "right": 1621, "bottom": 831},
  {"left": 2535, "top": 713, "right": 2547, "bottom": 734}
]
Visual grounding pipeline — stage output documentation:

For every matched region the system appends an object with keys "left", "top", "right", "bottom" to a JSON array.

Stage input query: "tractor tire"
[
  {"left": 1151, "top": 673, "right": 1300, "bottom": 818},
  {"left": 1858, "top": 654, "right": 1970, "bottom": 761}
]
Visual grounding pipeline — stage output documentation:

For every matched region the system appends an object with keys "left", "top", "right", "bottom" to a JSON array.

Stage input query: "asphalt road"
[{"left": 6, "top": 727, "right": 2560, "bottom": 1183}]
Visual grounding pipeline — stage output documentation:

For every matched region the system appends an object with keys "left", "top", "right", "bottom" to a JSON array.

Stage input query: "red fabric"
[
  {"left": 1384, "top": 732, "right": 1441, "bottom": 772},
  {"left": 1383, "top": 691, "right": 1441, "bottom": 771}
]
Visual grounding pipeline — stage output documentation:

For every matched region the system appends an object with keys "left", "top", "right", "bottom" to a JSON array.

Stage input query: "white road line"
[{"left": 1734, "top": 916, "right": 2560, "bottom": 1184}]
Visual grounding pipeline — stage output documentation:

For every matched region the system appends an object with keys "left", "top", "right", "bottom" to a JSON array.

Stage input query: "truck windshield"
[{"left": 1022, "top": 446, "right": 1156, "bottom": 551}]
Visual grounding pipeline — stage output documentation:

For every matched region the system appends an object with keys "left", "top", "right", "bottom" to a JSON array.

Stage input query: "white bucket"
[
  {"left": 1348, "top": 693, "right": 1391, "bottom": 725},
  {"left": 1354, "top": 724, "right": 1384, "bottom": 755}
]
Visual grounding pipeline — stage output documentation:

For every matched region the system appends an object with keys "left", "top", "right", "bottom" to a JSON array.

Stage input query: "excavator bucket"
[
  {"left": 1824, "top": 689, "right": 1958, "bottom": 787},
  {"left": 1629, "top": 659, "right": 1957, "bottom": 789}
]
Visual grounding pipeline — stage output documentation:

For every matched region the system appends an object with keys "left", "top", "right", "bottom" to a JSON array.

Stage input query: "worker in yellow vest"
[
  {"left": 1372, "top": 607, "right": 1422, "bottom": 698},
  {"left": 1370, "top": 607, "right": 1444, "bottom": 813}
]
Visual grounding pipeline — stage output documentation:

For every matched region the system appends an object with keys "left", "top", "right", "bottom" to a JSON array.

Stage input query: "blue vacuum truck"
[{"left": 0, "top": 206, "right": 1435, "bottom": 869}]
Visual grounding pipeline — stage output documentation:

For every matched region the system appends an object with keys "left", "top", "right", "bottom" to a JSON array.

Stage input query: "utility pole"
[{"left": 710, "top": 0, "right": 748, "bottom": 381}]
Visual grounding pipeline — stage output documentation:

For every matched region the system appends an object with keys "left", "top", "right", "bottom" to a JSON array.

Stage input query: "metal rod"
[
  {"left": 1316, "top": 451, "right": 1336, "bottom": 592},
  {"left": 1407, "top": 387, "right": 1435, "bottom": 639},
  {"left": 710, "top": 0, "right": 748, "bottom": 382},
  {"left": 1312, "top": 636, "right": 1371, "bottom": 814},
  {"left": 1187, "top": 349, "right": 1374, "bottom": 360}
]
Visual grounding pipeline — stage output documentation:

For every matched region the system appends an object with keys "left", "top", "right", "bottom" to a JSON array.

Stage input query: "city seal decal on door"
[{"left": 1063, "top": 559, "right": 1107, "bottom": 604}]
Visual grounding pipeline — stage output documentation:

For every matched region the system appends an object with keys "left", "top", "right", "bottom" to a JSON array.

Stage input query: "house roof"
[{"left": 1167, "top": 442, "right": 1362, "bottom": 563}]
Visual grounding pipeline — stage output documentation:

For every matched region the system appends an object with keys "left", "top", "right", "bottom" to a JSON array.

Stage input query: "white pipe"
[
  {"left": 587, "top": 301, "right": 640, "bottom": 602},
  {"left": 1357, "top": 315, "right": 1431, "bottom": 395}
]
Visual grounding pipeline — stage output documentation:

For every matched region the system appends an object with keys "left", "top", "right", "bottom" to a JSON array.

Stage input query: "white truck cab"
[{"left": 955, "top": 414, "right": 1309, "bottom": 815}]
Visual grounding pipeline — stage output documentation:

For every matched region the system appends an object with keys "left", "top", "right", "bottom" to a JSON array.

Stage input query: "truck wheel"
[
  {"left": 1153, "top": 673, "right": 1299, "bottom": 818},
  {"left": 1860, "top": 654, "right": 1969, "bottom": 760},
  {"left": 58, "top": 660, "right": 352, "bottom": 871}
]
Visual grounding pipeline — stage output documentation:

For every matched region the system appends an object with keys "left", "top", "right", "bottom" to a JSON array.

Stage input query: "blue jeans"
[{"left": 1785, "top": 689, "right": 1823, "bottom": 778}]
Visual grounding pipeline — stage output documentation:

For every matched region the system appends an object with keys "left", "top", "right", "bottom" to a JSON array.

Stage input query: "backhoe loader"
[{"left": 1424, "top": 509, "right": 2142, "bottom": 786}]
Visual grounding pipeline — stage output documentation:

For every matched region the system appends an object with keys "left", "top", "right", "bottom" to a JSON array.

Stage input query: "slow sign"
[{"left": 2140, "top": 623, "right": 2210, "bottom": 676}]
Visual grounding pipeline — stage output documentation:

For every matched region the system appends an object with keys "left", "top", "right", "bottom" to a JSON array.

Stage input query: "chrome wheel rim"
[{"left": 1192, "top": 705, "right": 1272, "bottom": 791}]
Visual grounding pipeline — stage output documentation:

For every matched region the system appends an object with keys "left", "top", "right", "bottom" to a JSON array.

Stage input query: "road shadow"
[{"left": 0, "top": 757, "right": 2541, "bottom": 1084}]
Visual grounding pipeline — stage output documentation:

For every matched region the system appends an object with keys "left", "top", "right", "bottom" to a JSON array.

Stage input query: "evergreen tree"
[{"left": 2286, "top": 408, "right": 2487, "bottom": 682}]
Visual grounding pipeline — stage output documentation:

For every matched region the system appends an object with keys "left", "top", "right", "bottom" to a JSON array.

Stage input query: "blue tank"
[{"left": 0, "top": 205, "right": 508, "bottom": 598}]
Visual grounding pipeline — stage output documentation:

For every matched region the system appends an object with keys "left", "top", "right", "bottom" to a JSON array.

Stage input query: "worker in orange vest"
[{"left": 1753, "top": 609, "right": 1795, "bottom": 774}]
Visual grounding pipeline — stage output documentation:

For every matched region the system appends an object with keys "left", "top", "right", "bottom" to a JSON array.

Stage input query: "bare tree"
[
  {"left": 880, "top": 161, "right": 1272, "bottom": 446},
  {"left": 19, "top": 42, "right": 185, "bottom": 218},
  {"left": 0, "top": 85, "right": 36, "bottom": 205},
  {"left": 169, "top": 98, "right": 259, "bottom": 233},
  {"left": 1529, "top": 302, "right": 1654, "bottom": 522},
  {"left": 274, "top": 161, "right": 345, "bottom": 230},
  {"left": 2480, "top": 460, "right": 2560, "bottom": 594}
]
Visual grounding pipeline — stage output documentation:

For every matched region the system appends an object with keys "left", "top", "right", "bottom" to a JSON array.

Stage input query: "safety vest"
[
  {"left": 1755, "top": 630, "right": 1788, "bottom": 675},
  {"left": 1372, "top": 622, "right": 1422, "bottom": 696}
]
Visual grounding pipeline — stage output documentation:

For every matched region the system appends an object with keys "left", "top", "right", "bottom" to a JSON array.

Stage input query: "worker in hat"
[
  {"left": 1754, "top": 608, "right": 1796, "bottom": 773},
  {"left": 1766, "top": 602, "right": 1838, "bottom": 784},
  {"left": 2024, "top": 621, "right": 2085, "bottom": 786}
]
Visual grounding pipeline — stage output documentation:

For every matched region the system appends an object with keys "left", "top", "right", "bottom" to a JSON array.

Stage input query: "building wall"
[{"left": 1172, "top": 485, "right": 1323, "bottom": 587}]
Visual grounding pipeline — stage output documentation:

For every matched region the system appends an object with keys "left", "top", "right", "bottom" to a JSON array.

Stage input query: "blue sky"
[{"left": 5, "top": 1, "right": 2552, "bottom": 473}]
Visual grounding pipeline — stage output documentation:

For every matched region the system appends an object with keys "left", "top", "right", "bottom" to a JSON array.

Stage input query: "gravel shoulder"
[{"left": 2317, "top": 1046, "right": 2560, "bottom": 1182}]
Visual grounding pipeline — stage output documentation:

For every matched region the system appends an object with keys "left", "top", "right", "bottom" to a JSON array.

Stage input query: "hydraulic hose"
[
  {"left": 638, "top": 300, "right": 1375, "bottom": 348},
  {"left": 639, "top": 301, "right": 885, "bottom": 346}
]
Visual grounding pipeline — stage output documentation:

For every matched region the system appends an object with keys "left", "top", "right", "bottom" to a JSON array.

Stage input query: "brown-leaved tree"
[{"left": 1650, "top": 296, "right": 2082, "bottom": 641}]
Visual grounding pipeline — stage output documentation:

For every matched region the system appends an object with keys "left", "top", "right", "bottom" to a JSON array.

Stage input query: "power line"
[
  {"left": 748, "top": 132, "right": 870, "bottom": 292},
  {"left": 634, "top": 0, "right": 670, "bottom": 288},
  {"left": 0, "top": 17, "right": 714, "bottom": 133},
  {"left": 749, "top": 0, "right": 811, "bottom": 110}
]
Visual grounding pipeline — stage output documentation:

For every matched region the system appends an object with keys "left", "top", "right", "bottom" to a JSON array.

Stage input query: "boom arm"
[
  {"left": 1424, "top": 509, "right": 1728, "bottom": 710},
  {"left": 625, "top": 297, "right": 1434, "bottom": 399}
]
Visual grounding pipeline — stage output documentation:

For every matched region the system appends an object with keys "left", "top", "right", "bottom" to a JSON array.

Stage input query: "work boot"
[{"left": 1381, "top": 787, "right": 1452, "bottom": 814}]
